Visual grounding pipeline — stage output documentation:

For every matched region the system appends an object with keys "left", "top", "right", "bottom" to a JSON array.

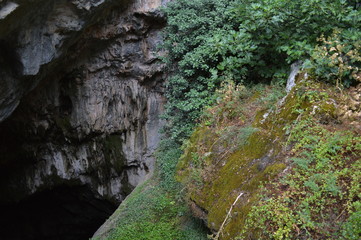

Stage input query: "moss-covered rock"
[{"left": 176, "top": 76, "right": 350, "bottom": 239}]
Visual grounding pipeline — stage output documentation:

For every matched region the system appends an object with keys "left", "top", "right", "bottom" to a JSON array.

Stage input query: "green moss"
[
  {"left": 240, "top": 118, "right": 361, "bottom": 239},
  {"left": 92, "top": 177, "right": 208, "bottom": 240},
  {"left": 176, "top": 77, "right": 347, "bottom": 239},
  {"left": 176, "top": 85, "right": 291, "bottom": 239},
  {"left": 176, "top": 126, "right": 216, "bottom": 183},
  {"left": 188, "top": 129, "right": 286, "bottom": 239}
]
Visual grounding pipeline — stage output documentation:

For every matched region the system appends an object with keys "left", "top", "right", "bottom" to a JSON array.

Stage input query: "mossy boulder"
[{"left": 176, "top": 76, "right": 343, "bottom": 239}]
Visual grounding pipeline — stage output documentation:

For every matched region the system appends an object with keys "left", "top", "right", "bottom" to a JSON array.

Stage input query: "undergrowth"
[
  {"left": 93, "top": 178, "right": 207, "bottom": 240},
  {"left": 240, "top": 117, "right": 361, "bottom": 239},
  {"left": 94, "top": 1, "right": 361, "bottom": 239},
  {"left": 178, "top": 82, "right": 285, "bottom": 189},
  {"left": 162, "top": 0, "right": 361, "bottom": 142}
]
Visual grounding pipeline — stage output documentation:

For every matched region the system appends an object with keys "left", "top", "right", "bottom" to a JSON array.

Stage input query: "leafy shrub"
[
  {"left": 161, "top": 0, "right": 361, "bottom": 142},
  {"left": 161, "top": 0, "right": 239, "bottom": 142},
  {"left": 305, "top": 30, "right": 361, "bottom": 88}
]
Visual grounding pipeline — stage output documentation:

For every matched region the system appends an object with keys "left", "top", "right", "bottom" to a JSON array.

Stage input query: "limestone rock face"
[{"left": 0, "top": 0, "right": 166, "bottom": 204}]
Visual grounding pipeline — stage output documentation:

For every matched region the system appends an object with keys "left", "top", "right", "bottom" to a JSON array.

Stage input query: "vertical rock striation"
[{"left": 0, "top": 0, "right": 166, "bottom": 208}]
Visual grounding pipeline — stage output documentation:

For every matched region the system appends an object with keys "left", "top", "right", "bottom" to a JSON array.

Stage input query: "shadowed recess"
[{"left": 0, "top": 185, "right": 117, "bottom": 240}]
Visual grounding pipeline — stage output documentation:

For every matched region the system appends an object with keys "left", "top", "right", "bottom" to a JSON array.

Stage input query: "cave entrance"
[{"left": 0, "top": 185, "right": 117, "bottom": 240}]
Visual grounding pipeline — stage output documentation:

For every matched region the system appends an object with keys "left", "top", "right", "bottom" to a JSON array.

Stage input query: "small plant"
[
  {"left": 306, "top": 30, "right": 361, "bottom": 89},
  {"left": 97, "top": 178, "right": 208, "bottom": 240},
  {"left": 240, "top": 117, "right": 361, "bottom": 239}
]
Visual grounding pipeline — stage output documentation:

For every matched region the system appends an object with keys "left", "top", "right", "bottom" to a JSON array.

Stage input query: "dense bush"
[
  {"left": 161, "top": 0, "right": 239, "bottom": 141},
  {"left": 161, "top": 0, "right": 361, "bottom": 142},
  {"left": 306, "top": 30, "right": 361, "bottom": 88}
]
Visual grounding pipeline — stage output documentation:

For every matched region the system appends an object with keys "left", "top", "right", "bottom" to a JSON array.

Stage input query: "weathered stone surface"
[
  {"left": 0, "top": 0, "right": 166, "bottom": 207},
  {"left": 286, "top": 61, "right": 302, "bottom": 93},
  {"left": 0, "top": 0, "right": 111, "bottom": 121}
]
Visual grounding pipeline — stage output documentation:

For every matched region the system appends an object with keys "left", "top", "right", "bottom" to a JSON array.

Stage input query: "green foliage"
[
  {"left": 161, "top": 0, "right": 361, "bottom": 142},
  {"left": 240, "top": 117, "right": 361, "bottom": 239},
  {"left": 220, "top": 126, "right": 259, "bottom": 152},
  {"left": 305, "top": 30, "right": 361, "bottom": 88},
  {"left": 161, "top": 0, "right": 239, "bottom": 141},
  {"left": 95, "top": 179, "right": 207, "bottom": 240},
  {"left": 176, "top": 82, "right": 290, "bottom": 237},
  {"left": 232, "top": 0, "right": 360, "bottom": 65},
  {"left": 155, "top": 138, "right": 183, "bottom": 190},
  {"left": 342, "top": 201, "right": 361, "bottom": 240},
  {"left": 256, "top": 82, "right": 286, "bottom": 110},
  {"left": 151, "top": 1, "right": 361, "bottom": 238}
]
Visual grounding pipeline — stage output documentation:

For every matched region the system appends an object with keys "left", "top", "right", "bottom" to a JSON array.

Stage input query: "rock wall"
[{"left": 0, "top": 0, "right": 167, "bottom": 205}]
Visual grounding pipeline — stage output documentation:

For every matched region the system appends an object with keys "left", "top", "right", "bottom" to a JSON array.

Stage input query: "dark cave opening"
[
  {"left": 0, "top": 39, "right": 23, "bottom": 76},
  {"left": 0, "top": 185, "right": 117, "bottom": 240}
]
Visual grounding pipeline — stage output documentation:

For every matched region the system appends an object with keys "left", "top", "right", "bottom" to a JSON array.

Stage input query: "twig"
[
  {"left": 209, "top": 137, "right": 222, "bottom": 152},
  {"left": 284, "top": 112, "right": 303, "bottom": 151},
  {"left": 215, "top": 149, "right": 231, "bottom": 165},
  {"left": 335, "top": 209, "right": 345, "bottom": 221},
  {"left": 214, "top": 192, "right": 244, "bottom": 240}
]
